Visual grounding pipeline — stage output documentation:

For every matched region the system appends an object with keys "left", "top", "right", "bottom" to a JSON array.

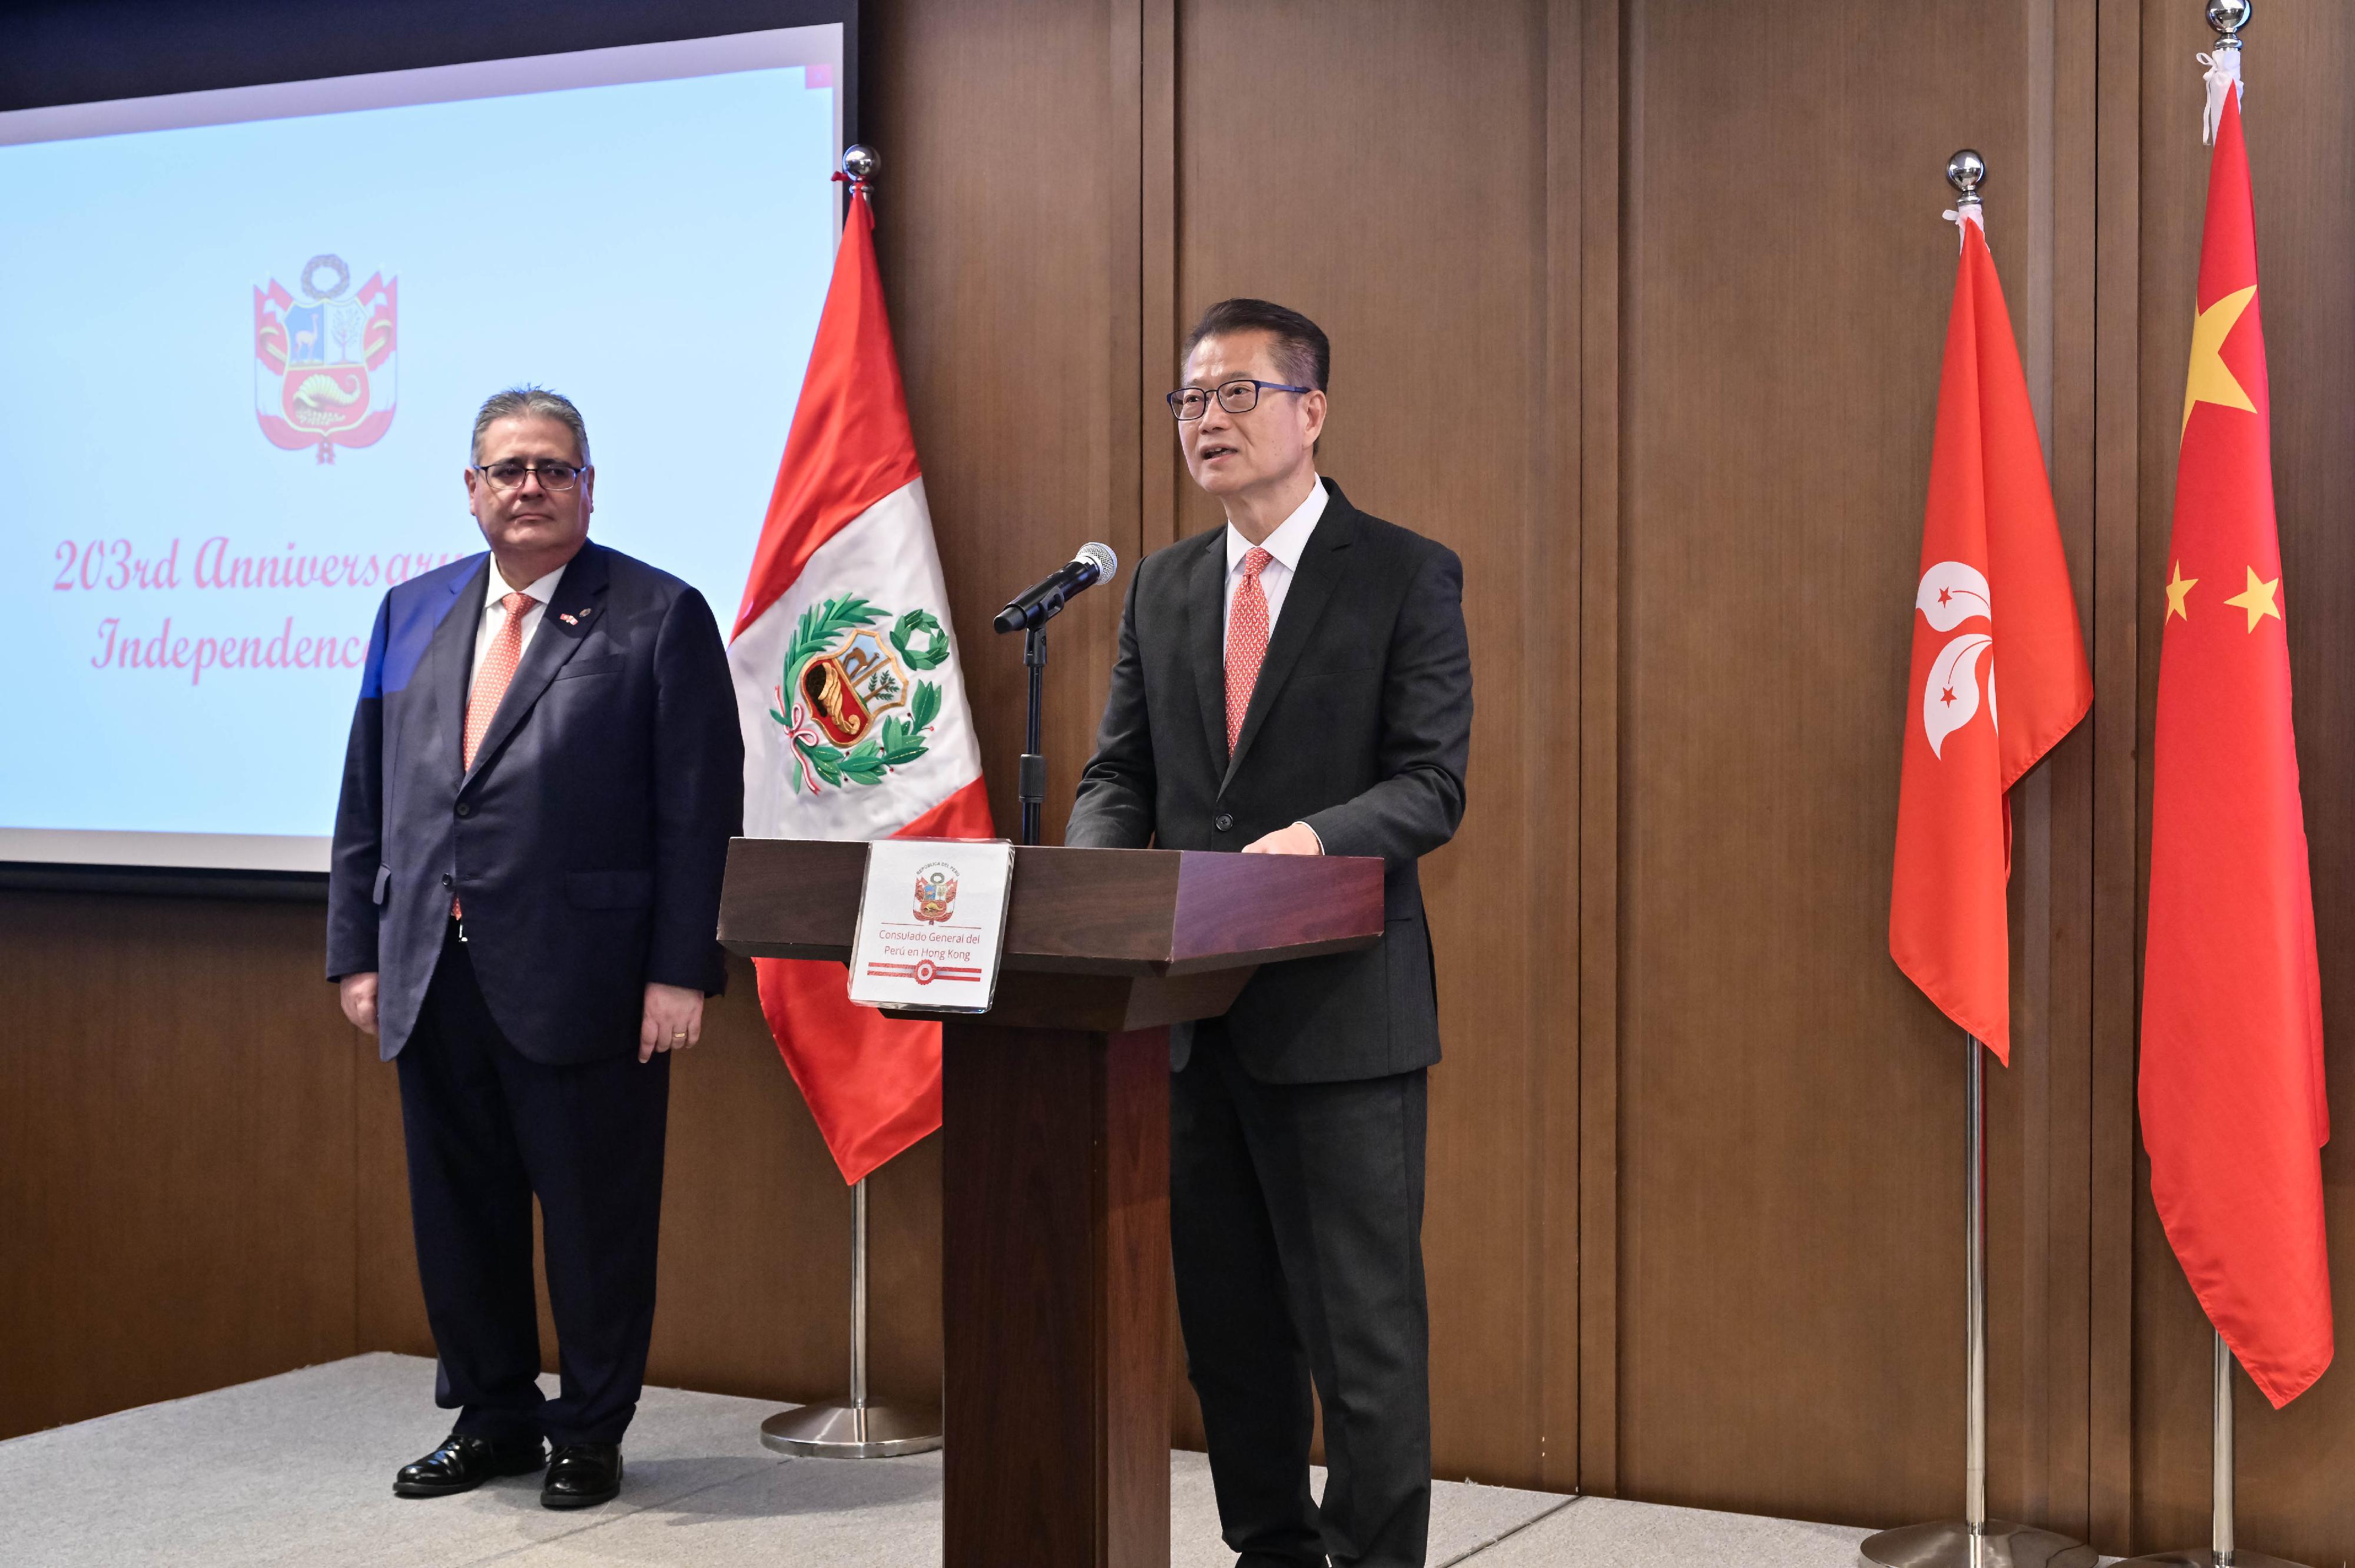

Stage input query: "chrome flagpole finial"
[
  {"left": 1943, "top": 151, "right": 1986, "bottom": 241},
  {"left": 2207, "top": 0, "right": 2251, "bottom": 42},
  {"left": 843, "top": 144, "right": 881, "bottom": 186},
  {"left": 1946, "top": 149, "right": 1986, "bottom": 204}
]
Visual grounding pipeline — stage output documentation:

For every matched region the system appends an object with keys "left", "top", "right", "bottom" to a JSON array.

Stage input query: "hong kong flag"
[
  {"left": 1889, "top": 203, "right": 2091, "bottom": 1064},
  {"left": 2141, "top": 77, "right": 2330, "bottom": 1407}
]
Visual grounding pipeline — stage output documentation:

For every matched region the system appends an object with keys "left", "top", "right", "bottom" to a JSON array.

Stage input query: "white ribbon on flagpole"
[{"left": 2199, "top": 47, "right": 2243, "bottom": 147}]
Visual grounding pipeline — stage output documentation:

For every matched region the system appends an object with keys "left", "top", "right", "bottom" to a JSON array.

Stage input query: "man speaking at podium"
[
  {"left": 326, "top": 388, "right": 741, "bottom": 1510},
  {"left": 1067, "top": 300, "right": 1472, "bottom": 1568}
]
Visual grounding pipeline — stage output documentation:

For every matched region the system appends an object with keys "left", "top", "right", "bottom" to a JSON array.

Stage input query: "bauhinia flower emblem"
[{"left": 1915, "top": 560, "right": 1997, "bottom": 759}]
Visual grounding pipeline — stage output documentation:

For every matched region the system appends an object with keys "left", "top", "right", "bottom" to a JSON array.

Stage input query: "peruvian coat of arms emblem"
[
  {"left": 253, "top": 254, "right": 397, "bottom": 463},
  {"left": 768, "top": 595, "right": 955, "bottom": 793},
  {"left": 911, "top": 867, "right": 958, "bottom": 923}
]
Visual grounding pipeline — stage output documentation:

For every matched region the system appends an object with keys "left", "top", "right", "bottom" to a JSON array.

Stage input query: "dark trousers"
[
  {"left": 1172, "top": 1022, "right": 1431, "bottom": 1568},
  {"left": 394, "top": 922, "right": 670, "bottom": 1448}
]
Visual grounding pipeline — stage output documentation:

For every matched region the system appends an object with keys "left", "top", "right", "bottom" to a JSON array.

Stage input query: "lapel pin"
[{"left": 559, "top": 612, "right": 578, "bottom": 626}]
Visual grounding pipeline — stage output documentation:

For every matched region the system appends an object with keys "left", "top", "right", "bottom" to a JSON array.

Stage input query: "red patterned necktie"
[
  {"left": 453, "top": 589, "right": 533, "bottom": 917},
  {"left": 1225, "top": 547, "right": 1273, "bottom": 752}
]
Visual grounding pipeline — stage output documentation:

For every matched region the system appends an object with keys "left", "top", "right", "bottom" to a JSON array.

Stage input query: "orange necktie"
[
  {"left": 1225, "top": 547, "right": 1273, "bottom": 752},
  {"left": 465, "top": 591, "right": 535, "bottom": 770},
  {"left": 453, "top": 590, "right": 533, "bottom": 917}
]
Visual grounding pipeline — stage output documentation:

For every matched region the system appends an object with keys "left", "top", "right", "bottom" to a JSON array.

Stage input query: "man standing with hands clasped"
[
  {"left": 327, "top": 387, "right": 741, "bottom": 1510},
  {"left": 1067, "top": 300, "right": 1473, "bottom": 1568}
]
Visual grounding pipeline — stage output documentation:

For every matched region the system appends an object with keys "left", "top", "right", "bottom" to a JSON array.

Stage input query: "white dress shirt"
[
  {"left": 1221, "top": 475, "right": 1328, "bottom": 653},
  {"left": 469, "top": 561, "right": 568, "bottom": 689}
]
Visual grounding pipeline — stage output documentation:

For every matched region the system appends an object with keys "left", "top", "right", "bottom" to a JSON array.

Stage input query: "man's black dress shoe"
[
  {"left": 541, "top": 1443, "right": 623, "bottom": 1509},
  {"left": 393, "top": 1432, "right": 546, "bottom": 1497}
]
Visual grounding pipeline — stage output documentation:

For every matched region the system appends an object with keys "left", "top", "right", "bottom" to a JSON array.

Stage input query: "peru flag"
[
  {"left": 1888, "top": 204, "right": 2092, "bottom": 1063},
  {"left": 729, "top": 178, "right": 992, "bottom": 1184},
  {"left": 2141, "top": 74, "right": 2330, "bottom": 1407}
]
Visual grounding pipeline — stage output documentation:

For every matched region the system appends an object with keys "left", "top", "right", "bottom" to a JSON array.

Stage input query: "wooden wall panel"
[
  {"left": 2089, "top": 0, "right": 2142, "bottom": 1547},
  {"left": 0, "top": 893, "right": 356, "bottom": 1439},
  {"left": 1173, "top": 0, "right": 1563, "bottom": 1487},
  {"left": 1574, "top": 0, "right": 1622, "bottom": 1499},
  {"left": 868, "top": 0, "right": 1132, "bottom": 850},
  {"left": 2023, "top": 2, "right": 2101, "bottom": 1542},
  {"left": 2130, "top": 3, "right": 2355, "bottom": 1559},
  {"left": 1607, "top": 0, "right": 2080, "bottom": 1531}
]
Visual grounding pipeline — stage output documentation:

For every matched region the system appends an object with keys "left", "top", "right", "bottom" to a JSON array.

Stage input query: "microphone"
[{"left": 994, "top": 541, "right": 1119, "bottom": 633}]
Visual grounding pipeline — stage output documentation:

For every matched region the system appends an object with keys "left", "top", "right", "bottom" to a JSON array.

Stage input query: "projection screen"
[{"left": 0, "top": 24, "right": 847, "bottom": 873}]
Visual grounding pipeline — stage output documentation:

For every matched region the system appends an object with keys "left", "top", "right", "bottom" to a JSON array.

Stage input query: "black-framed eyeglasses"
[
  {"left": 1166, "top": 379, "right": 1313, "bottom": 420},
  {"left": 474, "top": 460, "right": 586, "bottom": 492}
]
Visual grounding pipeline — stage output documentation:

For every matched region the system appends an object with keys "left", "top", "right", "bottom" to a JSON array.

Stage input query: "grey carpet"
[
  {"left": 0, "top": 1353, "right": 2087, "bottom": 1566},
  {"left": 1475, "top": 1494, "right": 1872, "bottom": 1567}
]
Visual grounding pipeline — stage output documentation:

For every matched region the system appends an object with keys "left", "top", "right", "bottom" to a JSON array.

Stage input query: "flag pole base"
[
  {"left": 1860, "top": 1520, "right": 2098, "bottom": 1568},
  {"left": 758, "top": 1399, "right": 941, "bottom": 1459},
  {"left": 2110, "top": 1544, "right": 2308, "bottom": 1554}
]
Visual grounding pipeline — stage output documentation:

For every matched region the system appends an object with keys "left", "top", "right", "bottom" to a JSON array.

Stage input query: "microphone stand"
[
  {"left": 1019, "top": 625, "right": 1047, "bottom": 847},
  {"left": 999, "top": 543, "right": 1114, "bottom": 840}
]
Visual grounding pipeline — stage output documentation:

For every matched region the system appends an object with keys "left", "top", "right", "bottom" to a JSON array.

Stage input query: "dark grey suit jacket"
[
  {"left": 325, "top": 541, "right": 743, "bottom": 1066},
  {"left": 1066, "top": 480, "right": 1471, "bottom": 1082}
]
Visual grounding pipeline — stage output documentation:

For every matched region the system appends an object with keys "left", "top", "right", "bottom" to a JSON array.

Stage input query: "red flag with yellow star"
[
  {"left": 2142, "top": 81, "right": 2331, "bottom": 1407},
  {"left": 1889, "top": 205, "right": 2091, "bottom": 1064}
]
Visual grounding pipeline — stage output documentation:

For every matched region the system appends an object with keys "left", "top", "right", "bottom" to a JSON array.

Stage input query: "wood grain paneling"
[
  {"left": 1574, "top": 0, "right": 1623, "bottom": 1500},
  {"left": 0, "top": 893, "right": 356, "bottom": 1438},
  {"left": 1606, "top": 0, "right": 2095, "bottom": 1534},
  {"left": 1173, "top": 0, "right": 1560, "bottom": 1490},
  {"left": 867, "top": 0, "right": 1130, "bottom": 852},
  {"left": 2088, "top": 0, "right": 2141, "bottom": 1546},
  {"left": 1614, "top": 0, "right": 1988, "bottom": 1517}
]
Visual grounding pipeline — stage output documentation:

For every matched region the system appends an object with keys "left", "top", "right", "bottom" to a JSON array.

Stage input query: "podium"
[{"left": 718, "top": 840, "right": 1385, "bottom": 1568}]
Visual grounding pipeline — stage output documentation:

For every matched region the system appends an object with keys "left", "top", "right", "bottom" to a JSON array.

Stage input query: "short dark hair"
[
  {"left": 472, "top": 385, "right": 589, "bottom": 465},
  {"left": 1180, "top": 298, "right": 1329, "bottom": 392}
]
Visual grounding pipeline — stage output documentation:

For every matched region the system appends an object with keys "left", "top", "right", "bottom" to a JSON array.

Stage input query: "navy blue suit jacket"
[{"left": 326, "top": 541, "right": 744, "bottom": 1066}]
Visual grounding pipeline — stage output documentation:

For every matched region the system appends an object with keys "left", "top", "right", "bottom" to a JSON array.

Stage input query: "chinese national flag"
[
  {"left": 1889, "top": 208, "right": 2092, "bottom": 1064},
  {"left": 2141, "top": 84, "right": 2331, "bottom": 1407}
]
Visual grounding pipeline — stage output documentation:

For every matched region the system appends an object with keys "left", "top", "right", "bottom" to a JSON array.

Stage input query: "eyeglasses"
[
  {"left": 474, "top": 460, "right": 586, "bottom": 492},
  {"left": 1166, "top": 379, "right": 1314, "bottom": 420}
]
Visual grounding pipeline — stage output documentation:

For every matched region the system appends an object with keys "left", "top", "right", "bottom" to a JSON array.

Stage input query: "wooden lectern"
[{"left": 718, "top": 840, "right": 1384, "bottom": 1568}]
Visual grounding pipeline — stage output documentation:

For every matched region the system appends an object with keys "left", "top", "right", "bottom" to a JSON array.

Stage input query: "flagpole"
[
  {"left": 2212, "top": 1332, "right": 2235, "bottom": 1563},
  {"left": 759, "top": 1173, "right": 944, "bottom": 1458},
  {"left": 751, "top": 145, "right": 946, "bottom": 1463},
  {"left": 1958, "top": 1033, "right": 1994, "bottom": 1546},
  {"left": 2118, "top": 9, "right": 2314, "bottom": 1562},
  {"left": 2117, "top": 1333, "right": 2308, "bottom": 1568},
  {"left": 1865, "top": 1031, "right": 2092, "bottom": 1568},
  {"left": 1862, "top": 151, "right": 2095, "bottom": 1568},
  {"left": 2148, "top": 9, "right": 2311, "bottom": 1552}
]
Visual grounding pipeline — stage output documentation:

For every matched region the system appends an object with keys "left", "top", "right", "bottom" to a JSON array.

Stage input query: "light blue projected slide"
[{"left": 0, "top": 27, "right": 843, "bottom": 870}]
